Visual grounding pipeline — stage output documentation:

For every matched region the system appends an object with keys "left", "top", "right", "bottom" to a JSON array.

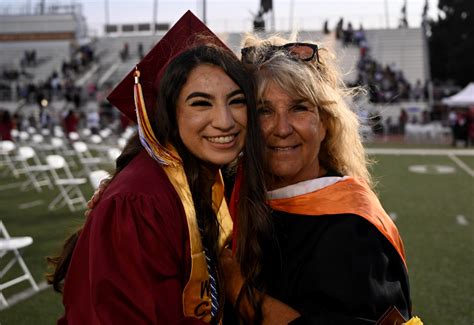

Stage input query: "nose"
[
  {"left": 273, "top": 112, "right": 293, "bottom": 138},
  {"left": 211, "top": 104, "right": 235, "bottom": 131}
]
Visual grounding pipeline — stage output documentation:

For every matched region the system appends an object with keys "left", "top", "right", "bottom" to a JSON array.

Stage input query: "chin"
[{"left": 204, "top": 153, "right": 239, "bottom": 167}]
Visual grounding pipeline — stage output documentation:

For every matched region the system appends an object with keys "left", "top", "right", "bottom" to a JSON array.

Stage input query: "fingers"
[{"left": 84, "top": 176, "right": 112, "bottom": 217}]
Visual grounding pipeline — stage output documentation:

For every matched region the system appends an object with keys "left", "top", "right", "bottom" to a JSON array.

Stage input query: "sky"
[{"left": 1, "top": 0, "right": 440, "bottom": 36}]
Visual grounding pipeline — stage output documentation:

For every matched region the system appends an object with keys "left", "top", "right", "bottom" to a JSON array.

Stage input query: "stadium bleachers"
[
  {"left": 0, "top": 27, "right": 426, "bottom": 102},
  {"left": 0, "top": 41, "right": 70, "bottom": 83},
  {"left": 364, "top": 28, "right": 426, "bottom": 85}
]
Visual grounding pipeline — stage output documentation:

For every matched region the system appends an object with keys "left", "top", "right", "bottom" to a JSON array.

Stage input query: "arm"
[
  {"left": 221, "top": 248, "right": 301, "bottom": 325},
  {"left": 87, "top": 194, "right": 201, "bottom": 324}
]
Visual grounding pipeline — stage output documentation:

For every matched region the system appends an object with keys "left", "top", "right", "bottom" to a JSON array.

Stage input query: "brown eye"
[
  {"left": 229, "top": 97, "right": 246, "bottom": 106},
  {"left": 190, "top": 100, "right": 212, "bottom": 107},
  {"left": 257, "top": 106, "right": 272, "bottom": 115},
  {"left": 292, "top": 104, "right": 309, "bottom": 112}
]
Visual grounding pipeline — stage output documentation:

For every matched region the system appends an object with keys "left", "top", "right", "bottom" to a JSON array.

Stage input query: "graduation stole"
[
  {"left": 161, "top": 147, "right": 233, "bottom": 323},
  {"left": 267, "top": 177, "right": 407, "bottom": 268}
]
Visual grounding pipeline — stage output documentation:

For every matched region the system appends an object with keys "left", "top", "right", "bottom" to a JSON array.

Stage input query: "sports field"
[{"left": 1, "top": 144, "right": 473, "bottom": 325}]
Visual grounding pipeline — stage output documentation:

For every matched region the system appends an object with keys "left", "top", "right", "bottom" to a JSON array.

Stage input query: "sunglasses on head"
[{"left": 241, "top": 42, "right": 320, "bottom": 64}]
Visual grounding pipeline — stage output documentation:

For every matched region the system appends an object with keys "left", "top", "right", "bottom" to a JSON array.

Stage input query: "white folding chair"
[
  {"left": 107, "top": 148, "right": 121, "bottom": 163},
  {"left": 117, "top": 137, "right": 127, "bottom": 149},
  {"left": 0, "top": 221, "right": 39, "bottom": 307},
  {"left": 81, "top": 128, "right": 92, "bottom": 138},
  {"left": 72, "top": 141, "right": 106, "bottom": 176},
  {"left": 0, "top": 140, "right": 19, "bottom": 178},
  {"left": 18, "top": 131, "right": 29, "bottom": 145},
  {"left": 89, "top": 170, "right": 110, "bottom": 190},
  {"left": 68, "top": 132, "right": 80, "bottom": 141},
  {"left": 99, "top": 128, "right": 112, "bottom": 139},
  {"left": 50, "top": 137, "right": 77, "bottom": 168},
  {"left": 31, "top": 134, "right": 54, "bottom": 158},
  {"left": 15, "top": 146, "right": 53, "bottom": 192},
  {"left": 46, "top": 155, "right": 88, "bottom": 212}
]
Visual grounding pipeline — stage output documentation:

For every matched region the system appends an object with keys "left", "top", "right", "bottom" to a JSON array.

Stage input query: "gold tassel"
[{"left": 133, "top": 67, "right": 181, "bottom": 166}]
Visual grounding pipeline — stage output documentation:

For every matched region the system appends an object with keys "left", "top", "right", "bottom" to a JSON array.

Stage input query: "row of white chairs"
[
  {"left": 1, "top": 140, "right": 112, "bottom": 212},
  {"left": 405, "top": 122, "right": 452, "bottom": 144}
]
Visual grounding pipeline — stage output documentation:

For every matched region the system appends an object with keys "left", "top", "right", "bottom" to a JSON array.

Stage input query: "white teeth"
[
  {"left": 207, "top": 135, "right": 235, "bottom": 144},
  {"left": 273, "top": 147, "right": 293, "bottom": 151}
]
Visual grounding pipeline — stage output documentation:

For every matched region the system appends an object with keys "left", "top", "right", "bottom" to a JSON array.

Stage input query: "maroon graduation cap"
[
  {"left": 107, "top": 10, "right": 231, "bottom": 165},
  {"left": 107, "top": 10, "right": 231, "bottom": 121}
]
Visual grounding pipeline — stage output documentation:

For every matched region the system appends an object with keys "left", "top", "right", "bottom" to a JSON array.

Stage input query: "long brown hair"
[{"left": 47, "top": 45, "right": 270, "bottom": 322}]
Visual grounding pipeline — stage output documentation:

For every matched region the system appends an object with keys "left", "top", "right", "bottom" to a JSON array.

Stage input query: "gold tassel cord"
[{"left": 133, "top": 67, "right": 181, "bottom": 166}]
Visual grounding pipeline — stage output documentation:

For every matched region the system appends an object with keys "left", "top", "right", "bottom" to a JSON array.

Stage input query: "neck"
[{"left": 267, "top": 166, "right": 327, "bottom": 191}]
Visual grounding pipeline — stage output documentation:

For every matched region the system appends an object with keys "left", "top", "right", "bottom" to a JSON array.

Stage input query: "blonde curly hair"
[{"left": 242, "top": 33, "right": 373, "bottom": 186}]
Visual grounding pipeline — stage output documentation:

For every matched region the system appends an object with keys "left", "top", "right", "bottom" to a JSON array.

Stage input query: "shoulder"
[
  {"left": 88, "top": 151, "right": 186, "bottom": 228},
  {"left": 105, "top": 151, "right": 178, "bottom": 201}
]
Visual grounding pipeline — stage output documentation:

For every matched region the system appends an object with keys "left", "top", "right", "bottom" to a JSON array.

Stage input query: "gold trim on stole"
[{"left": 162, "top": 149, "right": 233, "bottom": 323}]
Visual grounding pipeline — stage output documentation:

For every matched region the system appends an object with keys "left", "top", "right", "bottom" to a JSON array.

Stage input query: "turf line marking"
[
  {"left": 456, "top": 215, "right": 469, "bottom": 226},
  {"left": 448, "top": 154, "right": 474, "bottom": 177},
  {"left": 0, "top": 182, "right": 23, "bottom": 191},
  {"left": 18, "top": 200, "right": 44, "bottom": 209},
  {"left": 0, "top": 281, "right": 49, "bottom": 310},
  {"left": 366, "top": 148, "right": 474, "bottom": 156}
]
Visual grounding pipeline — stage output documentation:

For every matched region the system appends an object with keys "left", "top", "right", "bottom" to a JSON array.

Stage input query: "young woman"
[{"left": 48, "top": 12, "right": 268, "bottom": 324}]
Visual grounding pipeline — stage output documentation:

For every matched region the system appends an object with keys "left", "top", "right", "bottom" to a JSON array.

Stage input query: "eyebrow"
[
  {"left": 259, "top": 98, "right": 309, "bottom": 105},
  {"left": 185, "top": 89, "right": 244, "bottom": 102},
  {"left": 185, "top": 92, "right": 212, "bottom": 101},
  {"left": 226, "top": 89, "right": 244, "bottom": 100}
]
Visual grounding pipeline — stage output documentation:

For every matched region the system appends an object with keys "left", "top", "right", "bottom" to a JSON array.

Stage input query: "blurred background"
[{"left": 0, "top": 1, "right": 472, "bottom": 324}]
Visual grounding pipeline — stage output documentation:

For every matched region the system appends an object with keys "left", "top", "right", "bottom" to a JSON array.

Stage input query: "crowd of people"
[
  {"left": 326, "top": 17, "right": 427, "bottom": 104},
  {"left": 1, "top": 43, "right": 97, "bottom": 106}
]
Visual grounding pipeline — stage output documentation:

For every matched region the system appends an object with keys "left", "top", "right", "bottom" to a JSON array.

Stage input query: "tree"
[{"left": 429, "top": 0, "right": 474, "bottom": 86}]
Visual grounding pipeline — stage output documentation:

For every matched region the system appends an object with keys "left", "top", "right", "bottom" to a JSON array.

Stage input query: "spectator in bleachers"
[
  {"left": 86, "top": 81, "right": 97, "bottom": 99},
  {"left": 13, "top": 112, "right": 24, "bottom": 132},
  {"left": 39, "top": 105, "right": 53, "bottom": 130},
  {"left": 63, "top": 109, "right": 79, "bottom": 135},
  {"left": 453, "top": 111, "right": 469, "bottom": 147},
  {"left": 0, "top": 110, "right": 14, "bottom": 141},
  {"left": 21, "top": 50, "right": 37, "bottom": 67},
  {"left": 412, "top": 79, "right": 424, "bottom": 101},
  {"left": 323, "top": 20, "right": 330, "bottom": 34},
  {"left": 120, "top": 42, "right": 129, "bottom": 61},
  {"left": 335, "top": 17, "right": 344, "bottom": 39},
  {"left": 399, "top": 108, "right": 408, "bottom": 134},
  {"left": 354, "top": 24, "right": 366, "bottom": 47},
  {"left": 138, "top": 42, "right": 144, "bottom": 59},
  {"left": 86, "top": 110, "right": 100, "bottom": 134},
  {"left": 50, "top": 71, "right": 62, "bottom": 97},
  {"left": 342, "top": 22, "right": 354, "bottom": 46}
]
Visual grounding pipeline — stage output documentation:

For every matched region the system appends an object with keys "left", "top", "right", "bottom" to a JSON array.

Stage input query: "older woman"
[{"left": 225, "top": 35, "right": 414, "bottom": 324}]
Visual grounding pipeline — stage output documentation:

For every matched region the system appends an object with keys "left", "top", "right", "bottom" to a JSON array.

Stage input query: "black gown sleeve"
[{"left": 279, "top": 214, "right": 411, "bottom": 325}]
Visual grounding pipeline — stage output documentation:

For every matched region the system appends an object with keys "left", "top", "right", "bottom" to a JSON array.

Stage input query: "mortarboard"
[{"left": 107, "top": 10, "right": 232, "bottom": 166}]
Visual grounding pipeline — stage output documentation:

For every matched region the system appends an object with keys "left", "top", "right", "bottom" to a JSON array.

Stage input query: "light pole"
[
  {"left": 384, "top": 0, "right": 390, "bottom": 28},
  {"left": 153, "top": 0, "right": 158, "bottom": 34}
]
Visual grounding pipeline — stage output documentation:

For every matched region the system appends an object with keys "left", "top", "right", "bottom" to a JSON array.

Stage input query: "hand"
[
  {"left": 220, "top": 247, "right": 244, "bottom": 305},
  {"left": 84, "top": 177, "right": 111, "bottom": 217}
]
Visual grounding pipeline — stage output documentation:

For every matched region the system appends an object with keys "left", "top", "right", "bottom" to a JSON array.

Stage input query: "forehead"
[
  {"left": 181, "top": 64, "right": 240, "bottom": 94},
  {"left": 261, "top": 79, "right": 302, "bottom": 102}
]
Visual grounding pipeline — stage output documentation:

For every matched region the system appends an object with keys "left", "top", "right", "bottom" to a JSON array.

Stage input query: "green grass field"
[{"left": 1, "top": 146, "right": 473, "bottom": 324}]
